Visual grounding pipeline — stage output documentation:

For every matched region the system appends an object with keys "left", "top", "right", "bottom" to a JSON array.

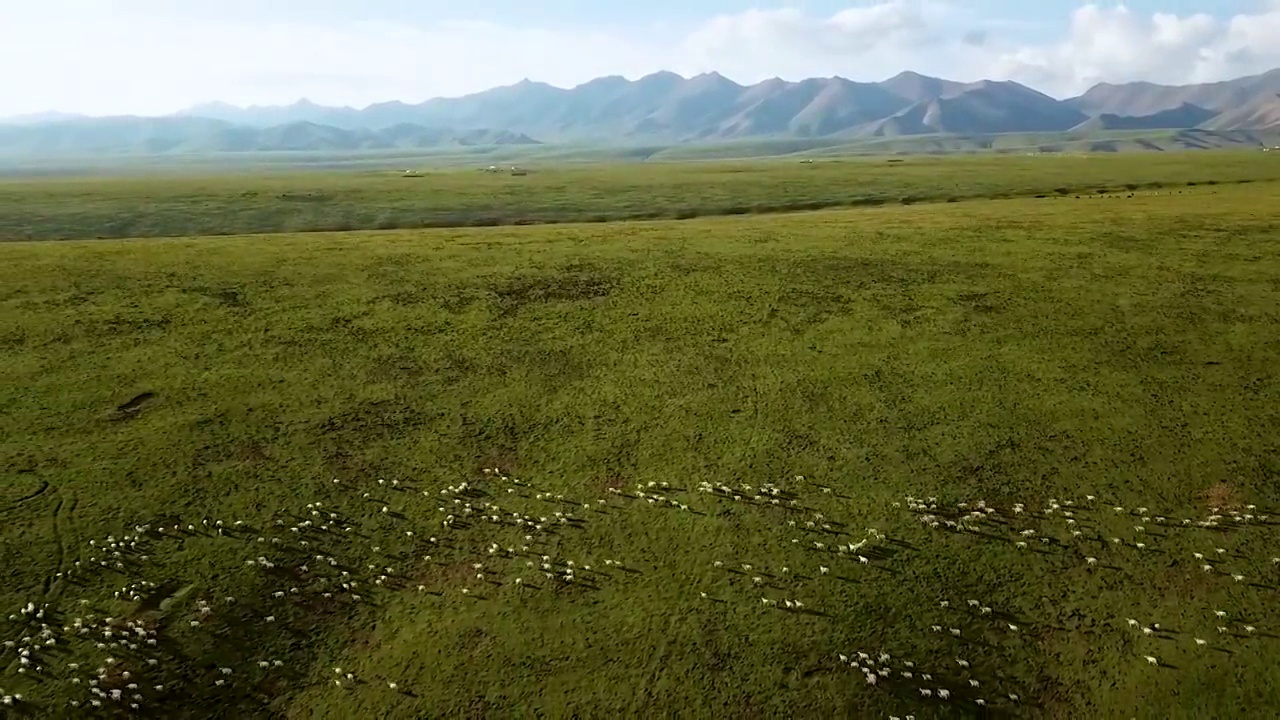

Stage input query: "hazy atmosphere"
[{"left": 4, "top": 1, "right": 1280, "bottom": 116}]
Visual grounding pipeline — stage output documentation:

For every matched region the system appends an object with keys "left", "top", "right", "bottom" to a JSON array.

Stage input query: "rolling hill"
[{"left": 5, "top": 68, "right": 1280, "bottom": 158}]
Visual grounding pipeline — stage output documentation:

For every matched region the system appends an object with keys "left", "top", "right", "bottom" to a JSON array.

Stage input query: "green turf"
[
  {"left": 2, "top": 173, "right": 1280, "bottom": 718},
  {"left": 3, "top": 151, "right": 1279, "bottom": 242}
]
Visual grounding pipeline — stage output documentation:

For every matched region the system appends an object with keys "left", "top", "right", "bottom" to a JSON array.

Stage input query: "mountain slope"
[
  {"left": 1066, "top": 69, "right": 1280, "bottom": 116},
  {"left": 781, "top": 78, "right": 911, "bottom": 136},
  {"left": 1200, "top": 94, "right": 1280, "bottom": 131},
  {"left": 1070, "top": 103, "right": 1218, "bottom": 132},
  {"left": 710, "top": 77, "right": 910, "bottom": 138},
  {"left": 878, "top": 70, "right": 969, "bottom": 102},
  {"left": 859, "top": 80, "right": 1086, "bottom": 136},
  {"left": 638, "top": 72, "right": 746, "bottom": 136}
]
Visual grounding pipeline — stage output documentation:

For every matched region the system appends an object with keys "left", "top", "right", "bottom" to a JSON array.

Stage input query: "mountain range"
[{"left": 3, "top": 69, "right": 1280, "bottom": 157}]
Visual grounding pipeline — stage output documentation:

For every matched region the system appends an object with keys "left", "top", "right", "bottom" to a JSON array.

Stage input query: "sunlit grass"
[
  {"left": 2, "top": 150, "right": 1278, "bottom": 241},
  {"left": 2, "top": 180, "right": 1280, "bottom": 716}
]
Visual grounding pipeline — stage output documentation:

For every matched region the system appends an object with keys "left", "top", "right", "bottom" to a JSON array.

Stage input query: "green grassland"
[
  {"left": 2, "top": 151, "right": 1279, "bottom": 242},
  {"left": 1, "top": 127, "right": 1275, "bottom": 179},
  {"left": 2, "top": 160, "right": 1280, "bottom": 718},
  {"left": 651, "top": 128, "right": 1278, "bottom": 160}
]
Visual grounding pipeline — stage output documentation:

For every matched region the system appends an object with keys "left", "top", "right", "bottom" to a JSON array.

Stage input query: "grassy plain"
[
  {"left": 2, "top": 158, "right": 1280, "bottom": 718},
  {"left": 2, "top": 151, "right": 1279, "bottom": 242},
  {"left": 2, "top": 127, "right": 1275, "bottom": 179}
]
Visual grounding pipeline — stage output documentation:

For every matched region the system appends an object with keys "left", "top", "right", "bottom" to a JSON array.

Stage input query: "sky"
[{"left": 3, "top": 1, "right": 1280, "bottom": 116}]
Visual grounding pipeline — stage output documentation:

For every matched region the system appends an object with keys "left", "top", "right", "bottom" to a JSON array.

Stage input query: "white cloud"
[
  {"left": 677, "top": 2, "right": 963, "bottom": 82},
  {"left": 3, "top": 1, "right": 1280, "bottom": 116},
  {"left": 990, "top": 4, "right": 1280, "bottom": 94}
]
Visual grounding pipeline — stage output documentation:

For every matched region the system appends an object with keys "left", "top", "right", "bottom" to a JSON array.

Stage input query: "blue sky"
[{"left": 3, "top": 1, "right": 1280, "bottom": 116}]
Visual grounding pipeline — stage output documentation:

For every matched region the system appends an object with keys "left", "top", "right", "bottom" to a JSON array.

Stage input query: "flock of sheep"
[{"left": 2, "top": 466, "right": 1277, "bottom": 715}]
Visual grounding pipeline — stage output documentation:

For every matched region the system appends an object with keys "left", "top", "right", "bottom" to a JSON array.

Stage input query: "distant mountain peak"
[
  {"left": 13, "top": 66, "right": 1280, "bottom": 153},
  {"left": 492, "top": 78, "right": 551, "bottom": 92},
  {"left": 635, "top": 70, "right": 684, "bottom": 87},
  {"left": 685, "top": 71, "right": 741, "bottom": 90},
  {"left": 885, "top": 70, "right": 934, "bottom": 81}
]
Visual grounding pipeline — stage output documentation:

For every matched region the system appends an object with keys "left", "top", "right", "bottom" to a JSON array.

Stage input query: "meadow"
[
  {"left": 2, "top": 156, "right": 1280, "bottom": 718},
  {"left": 2, "top": 151, "right": 1279, "bottom": 242}
]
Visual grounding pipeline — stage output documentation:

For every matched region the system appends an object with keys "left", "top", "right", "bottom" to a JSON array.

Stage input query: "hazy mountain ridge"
[
  {"left": 4, "top": 68, "right": 1280, "bottom": 157},
  {"left": 158, "top": 68, "right": 1280, "bottom": 139},
  {"left": 0, "top": 117, "right": 540, "bottom": 157},
  {"left": 1066, "top": 69, "right": 1280, "bottom": 116}
]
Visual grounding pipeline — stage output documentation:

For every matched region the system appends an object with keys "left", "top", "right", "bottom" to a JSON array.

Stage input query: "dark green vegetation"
[
  {"left": 2, "top": 162, "right": 1280, "bottom": 717},
  {"left": 3, "top": 151, "right": 1280, "bottom": 242}
]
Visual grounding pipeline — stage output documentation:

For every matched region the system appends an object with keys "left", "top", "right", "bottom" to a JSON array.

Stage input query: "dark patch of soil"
[
  {"left": 1200, "top": 481, "right": 1240, "bottom": 510},
  {"left": 593, "top": 474, "right": 629, "bottom": 496},
  {"left": 118, "top": 392, "right": 156, "bottom": 412},
  {"left": 112, "top": 392, "right": 158, "bottom": 420},
  {"left": 489, "top": 262, "right": 618, "bottom": 317},
  {"left": 477, "top": 452, "right": 519, "bottom": 478}
]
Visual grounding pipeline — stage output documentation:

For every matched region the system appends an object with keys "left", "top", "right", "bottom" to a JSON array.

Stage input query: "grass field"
[
  {"left": 2, "top": 127, "right": 1275, "bottom": 179},
  {"left": 2, "top": 151, "right": 1279, "bottom": 242},
  {"left": 2, "top": 158, "right": 1280, "bottom": 718}
]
